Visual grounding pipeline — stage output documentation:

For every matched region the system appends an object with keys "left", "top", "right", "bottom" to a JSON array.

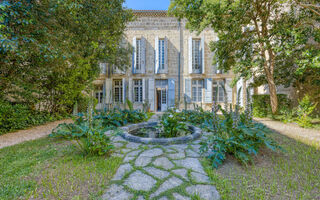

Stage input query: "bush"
[
  {"left": 0, "top": 100, "right": 65, "bottom": 135},
  {"left": 295, "top": 95, "right": 317, "bottom": 128},
  {"left": 252, "top": 94, "right": 291, "bottom": 117},
  {"left": 157, "top": 110, "right": 190, "bottom": 138}
]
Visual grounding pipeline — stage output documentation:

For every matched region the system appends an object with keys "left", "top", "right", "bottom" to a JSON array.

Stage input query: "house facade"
[{"left": 94, "top": 10, "right": 244, "bottom": 112}]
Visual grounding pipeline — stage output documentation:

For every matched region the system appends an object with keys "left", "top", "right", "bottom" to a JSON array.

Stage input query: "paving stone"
[
  {"left": 158, "top": 197, "right": 169, "bottom": 200},
  {"left": 166, "top": 148, "right": 177, "bottom": 153},
  {"left": 167, "top": 151, "right": 185, "bottom": 159},
  {"left": 123, "top": 156, "right": 135, "bottom": 163},
  {"left": 113, "top": 136, "right": 127, "bottom": 142},
  {"left": 169, "top": 144, "right": 188, "bottom": 152},
  {"left": 124, "top": 171, "right": 156, "bottom": 191},
  {"left": 135, "top": 156, "right": 152, "bottom": 167},
  {"left": 112, "top": 163, "right": 133, "bottom": 181},
  {"left": 190, "top": 171, "right": 210, "bottom": 183},
  {"left": 150, "top": 177, "right": 183, "bottom": 198},
  {"left": 102, "top": 184, "right": 133, "bottom": 200},
  {"left": 144, "top": 167, "right": 170, "bottom": 179},
  {"left": 191, "top": 144, "right": 201, "bottom": 152},
  {"left": 126, "top": 149, "right": 141, "bottom": 157},
  {"left": 114, "top": 142, "right": 124, "bottom": 148},
  {"left": 113, "top": 153, "right": 124, "bottom": 157},
  {"left": 173, "top": 193, "right": 191, "bottom": 200},
  {"left": 126, "top": 142, "right": 141, "bottom": 149},
  {"left": 174, "top": 158, "right": 206, "bottom": 174},
  {"left": 139, "top": 148, "right": 163, "bottom": 157},
  {"left": 153, "top": 157, "right": 174, "bottom": 170},
  {"left": 186, "top": 149, "right": 200, "bottom": 158},
  {"left": 171, "top": 168, "right": 188, "bottom": 180},
  {"left": 121, "top": 148, "right": 132, "bottom": 153},
  {"left": 186, "top": 185, "right": 220, "bottom": 200},
  {"left": 137, "top": 196, "right": 145, "bottom": 200}
]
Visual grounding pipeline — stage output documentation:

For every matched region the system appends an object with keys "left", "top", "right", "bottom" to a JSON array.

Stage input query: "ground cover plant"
[{"left": 157, "top": 111, "right": 190, "bottom": 138}]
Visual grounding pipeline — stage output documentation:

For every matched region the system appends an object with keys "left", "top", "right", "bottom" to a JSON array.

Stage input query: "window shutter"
[
  {"left": 164, "top": 37, "right": 168, "bottom": 73},
  {"left": 105, "top": 79, "right": 112, "bottom": 104},
  {"left": 204, "top": 78, "right": 212, "bottom": 103},
  {"left": 168, "top": 78, "right": 175, "bottom": 108},
  {"left": 236, "top": 78, "right": 243, "bottom": 107},
  {"left": 184, "top": 78, "right": 191, "bottom": 103},
  {"left": 100, "top": 63, "right": 106, "bottom": 74},
  {"left": 215, "top": 36, "right": 220, "bottom": 74},
  {"left": 142, "top": 78, "right": 146, "bottom": 102},
  {"left": 141, "top": 37, "right": 146, "bottom": 74},
  {"left": 132, "top": 37, "right": 136, "bottom": 74},
  {"left": 201, "top": 35, "right": 205, "bottom": 74},
  {"left": 225, "top": 78, "right": 233, "bottom": 103},
  {"left": 122, "top": 78, "right": 126, "bottom": 103},
  {"left": 128, "top": 78, "right": 132, "bottom": 101},
  {"left": 148, "top": 78, "right": 155, "bottom": 111},
  {"left": 188, "top": 36, "right": 193, "bottom": 74},
  {"left": 155, "top": 36, "right": 159, "bottom": 74}
]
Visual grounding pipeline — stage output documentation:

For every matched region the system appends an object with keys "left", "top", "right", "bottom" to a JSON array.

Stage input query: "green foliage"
[
  {"left": 157, "top": 110, "right": 190, "bottom": 138},
  {"left": 0, "top": 0, "right": 133, "bottom": 113},
  {"left": 295, "top": 95, "right": 318, "bottom": 128},
  {"left": 0, "top": 100, "right": 66, "bottom": 135},
  {"left": 252, "top": 94, "right": 291, "bottom": 117}
]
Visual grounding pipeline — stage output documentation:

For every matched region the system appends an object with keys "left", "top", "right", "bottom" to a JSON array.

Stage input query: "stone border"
[{"left": 118, "top": 122, "right": 202, "bottom": 145}]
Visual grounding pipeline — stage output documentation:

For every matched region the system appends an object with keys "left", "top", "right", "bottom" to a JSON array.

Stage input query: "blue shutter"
[
  {"left": 201, "top": 36, "right": 205, "bottom": 74},
  {"left": 204, "top": 78, "right": 212, "bottom": 103},
  {"left": 132, "top": 37, "right": 136, "bottom": 74},
  {"left": 155, "top": 36, "right": 159, "bottom": 74},
  {"left": 168, "top": 78, "right": 175, "bottom": 108},
  {"left": 185, "top": 78, "right": 191, "bottom": 103}
]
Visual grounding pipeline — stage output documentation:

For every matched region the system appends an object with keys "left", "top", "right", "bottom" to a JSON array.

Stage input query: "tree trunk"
[{"left": 267, "top": 76, "right": 278, "bottom": 114}]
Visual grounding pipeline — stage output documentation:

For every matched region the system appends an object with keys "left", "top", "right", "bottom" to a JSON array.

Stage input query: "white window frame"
[
  {"left": 95, "top": 85, "right": 103, "bottom": 104},
  {"left": 113, "top": 79, "right": 123, "bottom": 103},
  {"left": 159, "top": 39, "right": 165, "bottom": 70},
  {"left": 133, "top": 79, "right": 143, "bottom": 103},
  {"left": 192, "top": 79, "right": 203, "bottom": 102},
  {"left": 192, "top": 39, "right": 201, "bottom": 73},
  {"left": 213, "top": 80, "right": 225, "bottom": 103},
  {"left": 135, "top": 39, "right": 142, "bottom": 72}
]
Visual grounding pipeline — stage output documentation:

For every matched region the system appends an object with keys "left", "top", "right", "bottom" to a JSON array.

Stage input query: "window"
[
  {"left": 213, "top": 80, "right": 225, "bottom": 103},
  {"left": 159, "top": 39, "right": 165, "bottom": 70},
  {"left": 95, "top": 85, "right": 103, "bottom": 104},
  {"left": 192, "top": 39, "right": 201, "bottom": 73},
  {"left": 136, "top": 39, "right": 141, "bottom": 71},
  {"left": 192, "top": 79, "right": 203, "bottom": 102},
  {"left": 133, "top": 79, "right": 143, "bottom": 102},
  {"left": 113, "top": 80, "right": 123, "bottom": 103},
  {"left": 100, "top": 63, "right": 106, "bottom": 74}
]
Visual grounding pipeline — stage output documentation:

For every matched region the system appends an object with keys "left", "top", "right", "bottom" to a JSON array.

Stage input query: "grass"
[
  {"left": 0, "top": 137, "right": 122, "bottom": 200},
  {"left": 202, "top": 131, "right": 320, "bottom": 200}
]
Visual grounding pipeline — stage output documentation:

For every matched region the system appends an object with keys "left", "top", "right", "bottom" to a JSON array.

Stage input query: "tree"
[
  {"left": 0, "top": 0, "right": 133, "bottom": 113},
  {"left": 169, "top": 0, "right": 319, "bottom": 114}
]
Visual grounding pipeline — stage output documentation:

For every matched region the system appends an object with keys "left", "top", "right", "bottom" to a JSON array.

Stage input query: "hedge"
[{"left": 252, "top": 94, "right": 291, "bottom": 117}]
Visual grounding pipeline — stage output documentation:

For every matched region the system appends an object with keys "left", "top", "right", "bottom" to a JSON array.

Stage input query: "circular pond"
[{"left": 119, "top": 122, "right": 202, "bottom": 145}]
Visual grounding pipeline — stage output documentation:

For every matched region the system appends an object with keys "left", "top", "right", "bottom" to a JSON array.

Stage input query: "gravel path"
[
  {"left": 255, "top": 118, "right": 320, "bottom": 147},
  {"left": 0, "top": 119, "right": 72, "bottom": 149}
]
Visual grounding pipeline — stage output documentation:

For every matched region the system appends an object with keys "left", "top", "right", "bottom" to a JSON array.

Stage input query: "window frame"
[
  {"left": 135, "top": 39, "right": 142, "bottom": 71},
  {"left": 95, "top": 85, "right": 103, "bottom": 104},
  {"left": 192, "top": 79, "right": 203, "bottom": 102},
  {"left": 113, "top": 79, "right": 123, "bottom": 103},
  {"left": 133, "top": 79, "right": 143, "bottom": 103},
  {"left": 192, "top": 39, "right": 201, "bottom": 74},
  {"left": 158, "top": 39, "right": 165, "bottom": 71},
  {"left": 213, "top": 80, "right": 225, "bottom": 103}
]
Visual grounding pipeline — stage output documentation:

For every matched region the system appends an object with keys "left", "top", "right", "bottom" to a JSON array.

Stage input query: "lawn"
[
  {"left": 202, "top": 131, "right": 320, "bottom": 200},
  {"left": 0, "top": 137, "right": 122, "bottom": 200}
]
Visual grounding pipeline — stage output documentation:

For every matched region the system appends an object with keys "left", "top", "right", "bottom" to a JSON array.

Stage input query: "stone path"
[
  {"left": 256, "top": 118, "right": 320, "bottom": 147},
  {"left": 0, "top": 119, "right": 72, "bottom": 149},
  {"left": 102, "top": 132, "right": 220, "bottom": 200}
]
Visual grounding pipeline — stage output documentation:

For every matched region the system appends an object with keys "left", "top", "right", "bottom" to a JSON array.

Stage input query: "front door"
[{"left": 156, "top": 88, "right": 167, "bottom": 112}]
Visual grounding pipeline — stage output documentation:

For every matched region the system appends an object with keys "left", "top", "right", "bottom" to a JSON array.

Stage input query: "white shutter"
[
  {"left": 215, "top": 36, "right": 220, "bottom": 74},
  {"left": 105, "top": 79, "right": 112, "bottom": 103},
  {"left": 225, "top": 78, "right": 233, "bottom": 103},
  {"left": 122, "top": 78, "right": 126, "bottom": 103},
  {"left": 148, "top": 78, "right": 155, "bottom": 111},
  {"left": 128, "top": 78, "right": 132, "bottom": 101},
  {"left": 168, "top": 78, "right": 175, "bottom": 108},
  {"left": 100, "top": 63, "right": 106, "bottom": 74},
  {"left": 236, "top": 78, "right": 243, "bottom": 107},
  {"left": 185, "top": 78, "right": 191, "bottom": 103},
  {"left": 155, "top": 36, "right": 159, "bottom": 74},
  {"left": 164, "top": 36, "right": 168, "bottom": 73},
  {"left": 142, "top": 78, "right": 146, "bottom": 102},
  {"left": 188, "top": 36, "right": 193, "bottom": 74},
  {"left": 204, "top": 78, "right": 212, "bottom": 103},
  {"left": 132, "top": 37, "right": 136, "bottom": 74},
  {"left": 201, "top": 35, "right": 205, "bottom": 74},
  {"left": 141, "top": 37, "right": 146, "bottom": 74}
]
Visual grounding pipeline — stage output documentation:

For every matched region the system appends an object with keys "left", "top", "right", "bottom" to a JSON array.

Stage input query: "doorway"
[{"left": 156, "top": 88, "right": 167, "bottom": 112}]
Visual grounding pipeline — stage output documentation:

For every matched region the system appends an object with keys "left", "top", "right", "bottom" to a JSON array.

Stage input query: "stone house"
[{"left": 94, "top": 10, "right": 246, "bottom": 112}]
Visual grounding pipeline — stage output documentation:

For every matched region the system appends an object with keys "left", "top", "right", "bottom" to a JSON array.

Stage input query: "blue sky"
[{"left": 124, "top": 0, "right": 171, "bottom": 10}]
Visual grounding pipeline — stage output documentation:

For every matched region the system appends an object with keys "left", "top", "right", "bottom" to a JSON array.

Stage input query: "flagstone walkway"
[{"left": 103, "top": 132, "right": 220, "bottom": 200}]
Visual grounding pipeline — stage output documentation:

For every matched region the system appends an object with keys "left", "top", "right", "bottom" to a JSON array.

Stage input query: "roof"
[{"left": 132, "top": 10, "right": 168, "bottom": 17}]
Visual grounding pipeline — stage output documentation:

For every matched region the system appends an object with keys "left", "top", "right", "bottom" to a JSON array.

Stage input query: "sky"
[{"left": 124, "top": 0, "right": 171, "bottom": 10}]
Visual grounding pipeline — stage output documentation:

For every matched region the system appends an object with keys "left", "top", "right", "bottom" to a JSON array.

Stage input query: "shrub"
[
  {"left": 295, "top": 95, "right": 317, "bottom": 128},
  {"left": 252, "top": 94, "right": 291, "bottom": 117},
  {"left": 0, "top": 100, "right": 65, "bottom": 135},
  {"left": 157, "top": 110, "right": 190, "bottom": 138}
]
